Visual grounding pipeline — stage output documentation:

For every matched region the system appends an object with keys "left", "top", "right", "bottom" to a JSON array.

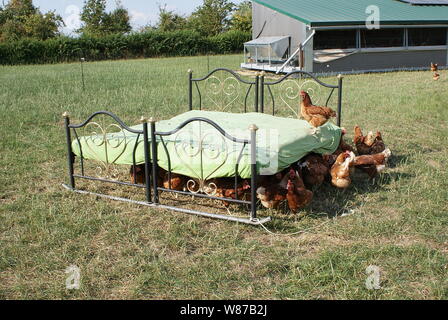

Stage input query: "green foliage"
[
  {"left": 189, "top": 0, "right": 235, "bottom": 36},
  {"left": 151, "top": 1, "right": 249, "bottom": 35},
  {"left": 231, "top": 1, "right": 252, "bottom": 33},
  {"left": 79, "top": 0, "right": 106, "bottom": 36},
  {"left": 156, "top": 4, "right": 188, "bottom": 32},
  {"left": 209, "top": 29, "right": 251, "bottom": 53},
  {"left": 0, "top": 0, "right": 252, "bottom": 63},
  {"left": 0, "top": 0, "right": 63, "bottom": 42},
  {"left": 103, "top": 6, "right": 132, "bottom": 34},
  {"left": 79, "top": 0, "right": 131, "bottom": 36},
  {"left": 0, "top": 30, "right": 251, "bottom": 65},
  {"left": 0, "top": 7, "right": 5, "bottom": 26},
  {"left": 24, "top": 11, "right": 64, "bottom": 41},
  {"left": 5, "top": 0, "right": 37, "bottom": 16}
]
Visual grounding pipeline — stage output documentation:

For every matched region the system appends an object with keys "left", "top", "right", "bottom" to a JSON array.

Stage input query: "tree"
[
  {"left": 231, "top": 1, "right": 251, "bottom": 33},
  {"left": 5, "top": 0, "right": 36, "bottom": 16},
  {"left": 156, "top": 4, "right": 187, "bottom": 32},
  {"left": 24, "top": 11, "right": 64, "bottom": 40},
  {"left": 0, "top": 6, "right": 4, "bottom": 26},
  {"left": 0, "top": 0, "right": 63, "bottom": 42},
  {"left": 79, "top": 0, "right": 131, "bottom": 36},
  {"left": 189, "top": 0, "right": 235, "bottom": 36},
  {"left": 79, "top": 0, "right": 107, "bottom": 36},
  {"left": 104, "top": 6, "right": 131, "bottom": 34}
]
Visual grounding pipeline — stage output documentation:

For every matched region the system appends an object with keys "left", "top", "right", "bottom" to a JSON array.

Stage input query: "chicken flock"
[
  {"left": 255, "top": 125, "right": 391, "bottom": 213},
  {"left": 128, "top": 90, "right": 392, "bottom": 214}
]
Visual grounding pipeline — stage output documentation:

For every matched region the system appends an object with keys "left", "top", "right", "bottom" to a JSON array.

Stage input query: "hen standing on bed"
[{"left": 300, "top": 91, "right": 336, "bottom": 128}]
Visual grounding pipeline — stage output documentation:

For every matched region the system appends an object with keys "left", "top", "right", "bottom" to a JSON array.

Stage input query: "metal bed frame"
[
  {"left": 62, "top": 68, "right": 344, "bottom": 225},
  {"left": 188, "top": 68, "right": 343, "bottom": 126}
]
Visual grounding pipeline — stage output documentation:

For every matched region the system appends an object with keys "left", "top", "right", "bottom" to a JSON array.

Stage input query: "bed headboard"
[
  {"left": 260, "top": 71, "right": 343, "bottom": 126},
  {"left": 188, "top": 68, "right": 259, "bottom": 114},
  {"left": 188, "top": 68, "right": 343, "bottom": 126}
]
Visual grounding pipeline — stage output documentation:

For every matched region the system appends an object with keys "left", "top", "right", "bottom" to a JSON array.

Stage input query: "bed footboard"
[
  {"left": 62, "top": 111, "right": 270, "bottom": 226},
  {"left": 63, "top": 111, "right": 152, "bottom": 202},
  {"left": 150, "top": 117, "right": 266, "bottom": 224}
]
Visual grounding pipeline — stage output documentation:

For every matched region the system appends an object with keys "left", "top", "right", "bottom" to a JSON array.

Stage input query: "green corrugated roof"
[{"left": 253, "top": 0, "right": 448, "bottom": 26}]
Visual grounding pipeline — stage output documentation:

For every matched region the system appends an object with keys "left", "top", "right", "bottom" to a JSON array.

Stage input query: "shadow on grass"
[
  {"left": 256, "top": 153, "right": 415, "bottom": 232},
  {"left": 71, "top": 152, "right": 415, "bottom": 234},
  {"left": 388, "top": 153, "right": 412, "bottom": 169}
]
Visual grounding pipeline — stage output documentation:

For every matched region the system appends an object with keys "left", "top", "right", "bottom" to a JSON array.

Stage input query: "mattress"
[{"left": 71, "top": 110, "right": 342, "bottom": 179}]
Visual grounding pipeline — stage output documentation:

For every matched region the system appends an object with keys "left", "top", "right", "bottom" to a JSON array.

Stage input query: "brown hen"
[
  {"left": 130, "top": 164, "right": 146, "bottom": 185},
  {"left": 330, "top": 151, "right": 356, "bottom": 189},
  {"left": 257, "top": 171, "right": 289, "bottom": 209},
  {"left": 323, "top": 128, "right": 354, "bottom": 167},
  {"left": 354, "top": 126, "right": 386, "bottom": 155},
  {"left": 286, "top": 169, "right": 313, "bottom": 213},
  {"left": 353, "top": 148, "right": 391, "bottom": 179},
  {"left": 299, "top": 153, "right": 330, "bottom": 187},
  {"left": 160, "top": 170, "right": 186, "bottom": 191},
  {"left": 210, "top": 178, "right": 251, "bottom": 207},
  {"left": 431, "top": 62, "right": 438, "bottom": 72},
  {"left": 300, "top": 91, "right": 336, "bottom": 128}
]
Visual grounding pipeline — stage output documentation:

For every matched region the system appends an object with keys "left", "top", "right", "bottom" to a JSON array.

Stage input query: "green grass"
[{"left": 0, "top": 54, "right": 447, "bottom": 300}]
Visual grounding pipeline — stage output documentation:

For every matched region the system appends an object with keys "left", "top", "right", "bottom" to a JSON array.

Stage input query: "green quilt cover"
[{"left": 71, "top": 110, "right": 342, "bottom": 179}]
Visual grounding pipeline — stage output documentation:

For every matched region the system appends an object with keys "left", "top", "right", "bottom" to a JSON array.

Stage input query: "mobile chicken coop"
[{"left": 242, "top": 0, "right": 448, "bottom": 74}]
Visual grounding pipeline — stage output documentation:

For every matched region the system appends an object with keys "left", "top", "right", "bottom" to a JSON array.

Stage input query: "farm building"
[{"left": 242, "top": 0, "right": 448, "bottom": 74}]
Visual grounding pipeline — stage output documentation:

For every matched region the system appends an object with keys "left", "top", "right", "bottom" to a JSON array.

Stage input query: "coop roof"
[
  {"left": 244, "top": 36, "right": 290, "bottom": 46},
  {"left": 253, "top": 0, "right": 448, "bottom": 27}
]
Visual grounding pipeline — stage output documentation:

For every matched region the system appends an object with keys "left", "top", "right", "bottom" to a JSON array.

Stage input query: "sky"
[{"left": 28, "top": 0, "right": 243, "bottom": 34}]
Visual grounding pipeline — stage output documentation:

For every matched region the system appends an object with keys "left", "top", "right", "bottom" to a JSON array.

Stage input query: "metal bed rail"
[{"left": 62, "top": 111, "right": 271, "bottom": 225}]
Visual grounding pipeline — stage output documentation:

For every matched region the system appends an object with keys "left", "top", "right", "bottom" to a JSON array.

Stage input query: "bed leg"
[
  {"left": 249, "top": 124, "right": 259, "bottom": 222},
  {"left": 150, "top": 118, "right": 159, "bottom": 204},
  {"left": 255, "top": 74, "right": 259, "bottom": 113},
  {"left": 337, "top": 74, "right": 343, "bottom": 127},
  {"left": 188, "top": 69, "right": 193, "bottom": 111},
  {"left": 142, "top": 118, "right": 152, "bottom": 203},
  {"left": 259, "top": 72, "right": 265, "bottom": 114},
  {"left": 63, "top": 112, "right": 75, "bottom": 189}
]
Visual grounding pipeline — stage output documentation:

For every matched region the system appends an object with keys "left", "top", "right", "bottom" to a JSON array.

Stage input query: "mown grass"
[{"left": 0, "top": 55, "right": 447, "bottom": 299}]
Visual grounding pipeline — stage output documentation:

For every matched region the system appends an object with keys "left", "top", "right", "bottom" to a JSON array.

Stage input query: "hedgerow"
[{"left": 0, "top": 30, "right": 251, "bottom": 65}]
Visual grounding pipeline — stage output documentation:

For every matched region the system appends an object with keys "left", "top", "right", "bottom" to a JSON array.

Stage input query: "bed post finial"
[
  {"left": 337, "top": 74, "right": 343, "bottom": 79},
  {"left": 248, "top": 124, "right": 259, "bottom": 132},
  {"left": 188, "top": 69, "right": 193, "bottom": 74},
  {"left": 148, "top": 117, "right": 156, "bottom": 123},
  {"left": 62, "top": 111, "right": 70, "bottom": 118},
  {"left": 140, "top": 116, "right": 148, "bottom": 123}
]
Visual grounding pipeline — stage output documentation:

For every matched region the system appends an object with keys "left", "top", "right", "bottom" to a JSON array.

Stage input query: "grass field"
[{"left": 0, "top": 54, "right": 447, "bottom": 300}]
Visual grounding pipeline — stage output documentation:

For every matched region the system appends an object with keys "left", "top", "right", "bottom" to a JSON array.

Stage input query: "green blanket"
[{"left": 72, "top": 111, "right": 341, "bottom": 179}]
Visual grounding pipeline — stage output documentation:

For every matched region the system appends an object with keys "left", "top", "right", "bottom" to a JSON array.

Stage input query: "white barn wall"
[{"left": 252, "top": 2, "right": 307, "bottom": 53}]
